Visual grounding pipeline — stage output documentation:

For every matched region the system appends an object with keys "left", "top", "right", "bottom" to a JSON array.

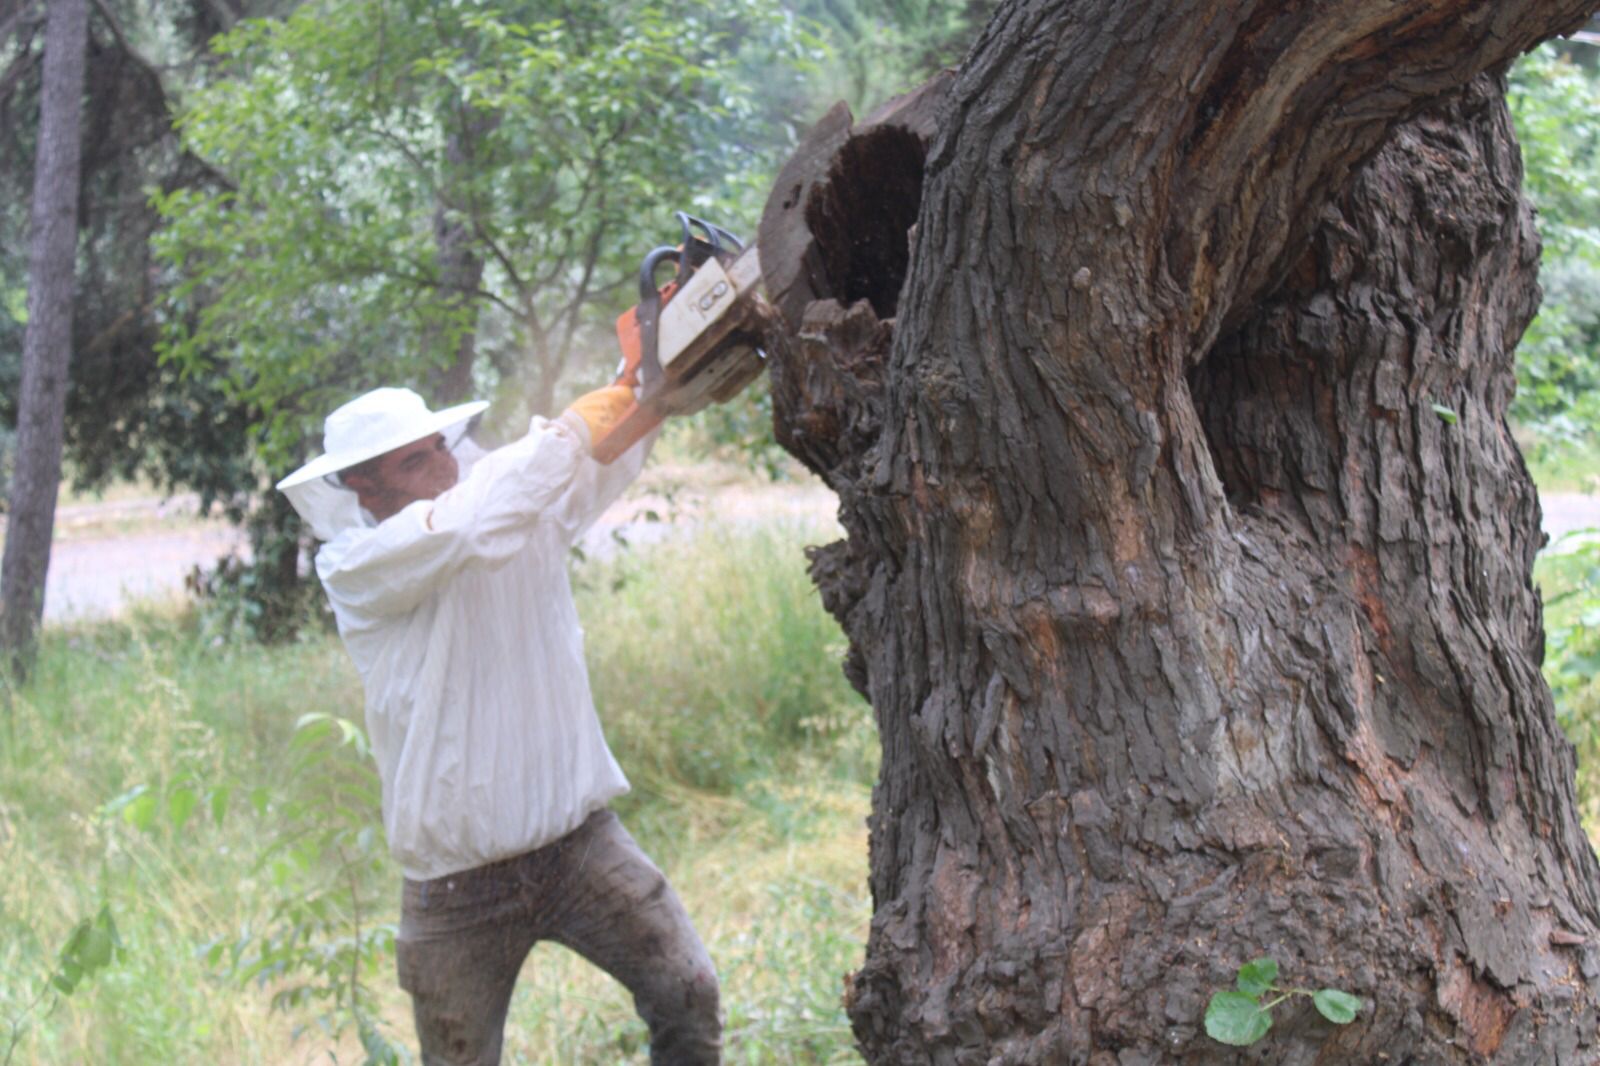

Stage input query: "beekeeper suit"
[{"left": 279, "top": 385, "right": 719, "bottom": 1066}]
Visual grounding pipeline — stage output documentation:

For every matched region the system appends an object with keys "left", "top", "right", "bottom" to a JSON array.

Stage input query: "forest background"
[{"left": 1, "top": 1, "right": 1599, "bottom": 1062}]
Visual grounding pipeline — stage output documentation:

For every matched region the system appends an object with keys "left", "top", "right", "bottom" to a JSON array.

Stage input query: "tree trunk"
[
  {"left": 1, "top": 0, "right": 88, "bottom": 680},
  {"left": 425, "top": 106, "right": 496, "bottom": 406},
  {"left": 759, "top": 2, "right": 1600, "bottom": 1062}
]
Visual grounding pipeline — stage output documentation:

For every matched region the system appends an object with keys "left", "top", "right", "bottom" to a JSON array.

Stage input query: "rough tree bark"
[
  {"left": 1, "top": 0, "right": 88, "bottom": 679},
  {"left": 760, "top": 2, "right": 1600, "bottom": 1062}
]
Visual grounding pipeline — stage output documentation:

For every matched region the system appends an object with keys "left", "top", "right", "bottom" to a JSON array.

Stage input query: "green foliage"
[
  {"left": 215, "top": 712, "right": 405, "bottom": 1064},
  {"left": 1511, "top": 48, "right": 1600, "bottom": 256},
  {"left": 188, "top": 491, "right": 331, "bottom": 645},
  {"left": 2, "top": 906, "right": 123, "bottom": 1066},
  {"left": 1510, "top": 46, "right": 1600, "bottom": 447},
  {"left": 787, "top": 0, "right": 989, "bottom": 114},
  {"left": 92, "top": 710, "right": 403, "bottom": 1063},
  {"left": 1544, "top": 537, "right": 1600, "bottom": 702},
  {"left": 582, "top": 523, "right": 873, "bottom": 795},
  {"left": 154, "top": 0, "right": 814, "bottom": 468},
  {"left": 1233, "top": 956, "right": 1277, "bottom": 997},
  {"left": 1204, "top": 957, "right": 1362, "bottom": 1048},
  {"left": 1538, "top": 534, "right": 1600, "bottom": 833},
  {"left": 1312, "top": 988, "right": 1363, "bottom": 1025},
  {"left": 1, "top": 526, "right": 870, "bottom": 1062},
  {"left": 1204, "top": 991, "right": 1272, "bottom": 1047},
  {"left": 0, "top": 0, "right": 267, "bottom": 512},
  {"left": 680, "top": 379, "right": 794, "bottom": 479}
]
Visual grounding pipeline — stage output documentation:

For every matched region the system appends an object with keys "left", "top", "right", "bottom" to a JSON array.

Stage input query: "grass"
[
  {"left": 9, "top": 449, "right": 1596, "bottom": 1065},
  {"left": 1519, "top": 430, "right": 1600, "bottom": 495},
  {"left": 0, "top": 523, "right": 872, "bottom": 1065},
  {"left": 1537, "top": 532, "right": 1600, "bottom": 839}
]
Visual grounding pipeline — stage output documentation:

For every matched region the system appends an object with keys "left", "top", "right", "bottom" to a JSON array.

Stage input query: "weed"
[
  {"left": 0, "top": 525, "right": 871, "bottom": 1064},
  {"left": 1204, "top": 958, "right": 1362, "bottom": 1047}
]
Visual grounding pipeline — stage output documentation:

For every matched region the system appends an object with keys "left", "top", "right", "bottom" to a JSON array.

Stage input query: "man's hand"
[{"left": 564, "top": 385, "right": 637, "bottom": 452}]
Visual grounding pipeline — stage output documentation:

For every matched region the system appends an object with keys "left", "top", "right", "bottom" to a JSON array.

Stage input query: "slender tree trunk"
[
  {"left": 1, "top": 0, "right": 88, "bottom": 680},
  {"left": 425, "top": 106, "right": 496, "bottom": 406},
  {"left": 760, "top": 2, "right": 1600, "bottom": 1062}
]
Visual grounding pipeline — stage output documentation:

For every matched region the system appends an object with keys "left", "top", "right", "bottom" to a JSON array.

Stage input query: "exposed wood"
[
  {"left": 758, "top": 72, "right": 951, "bottom": 335},
  {"left": 759, "top": 0, "right": 1600, "bottom": 1061}
]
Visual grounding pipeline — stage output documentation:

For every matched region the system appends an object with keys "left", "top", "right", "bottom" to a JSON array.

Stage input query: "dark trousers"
[{"left": 396, "top": 809, "right": 721, "bottom": 1065}]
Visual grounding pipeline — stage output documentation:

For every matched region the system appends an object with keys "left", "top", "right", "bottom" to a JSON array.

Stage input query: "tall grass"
[
  {"left": 1538, "top": 534, "right": 1600, "bottom": 838},
  {"left": 0, "top": 524, "right": 872, "bottom": 1065},
  {"left": 585, "top": 523, "right": 874, "bottom": 797}
]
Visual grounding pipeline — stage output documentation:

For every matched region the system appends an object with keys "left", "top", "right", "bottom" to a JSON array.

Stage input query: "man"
[{"left": 277, "top": 384, "right": 719, "bottom": 1065}]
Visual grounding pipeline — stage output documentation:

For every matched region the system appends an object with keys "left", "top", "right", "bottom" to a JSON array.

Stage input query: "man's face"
[{"left": 344, "top": 433, "right": 459, "bottom": 521}]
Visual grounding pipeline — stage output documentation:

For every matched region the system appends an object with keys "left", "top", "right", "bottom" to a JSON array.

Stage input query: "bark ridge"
[{"left": 759, "top": 2, "right": 1600, "bottom": 1062}]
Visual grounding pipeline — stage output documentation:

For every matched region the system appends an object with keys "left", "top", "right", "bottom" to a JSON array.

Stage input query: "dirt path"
[
  {"left": 37, "top": 475, "right": 842, "bottom": 624},
  {"left": 1540, "top": 491, "right": 1600, "bottom": 549},
  {"left": 29, "top": 481, "right": 1599, "bottom": 626}
]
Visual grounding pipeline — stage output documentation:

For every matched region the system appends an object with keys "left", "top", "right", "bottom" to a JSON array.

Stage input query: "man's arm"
[{"left": 318, "top": 415, "right": 591, "bottom": 620}]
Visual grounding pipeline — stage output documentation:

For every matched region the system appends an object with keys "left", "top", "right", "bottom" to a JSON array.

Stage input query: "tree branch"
[
  {"left": 553, "top": 194, "right": 608, "bottom": 369},
  {"left": 365, "top": 119, "right": 535, "bottom": 298},
  {"left": 376, "top": 263, "right": 522, "bottom": 320},
  {"left": 86, "top": 0, "right": 166, "bottom": 92},
  {"left": 0, "top": 0, "right": 40, "bottom": 51},
  {"left": 464, "top": 208, "right": 531, "bottom": 298},
  {"left": 0, "top": 45, "right": 37, "bottom": 108},
  {"left": 194, "top": 0, "right": 239, "bottom": 34}
]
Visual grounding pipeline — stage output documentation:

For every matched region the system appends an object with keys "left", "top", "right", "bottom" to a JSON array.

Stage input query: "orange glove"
[{"left": 563, "top": 385, "right": 636, "bottom": 449}]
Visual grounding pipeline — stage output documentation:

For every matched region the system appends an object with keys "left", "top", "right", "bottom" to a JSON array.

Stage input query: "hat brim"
[{"left": 275, "top": 400, "right": 489, "bottom": 491}]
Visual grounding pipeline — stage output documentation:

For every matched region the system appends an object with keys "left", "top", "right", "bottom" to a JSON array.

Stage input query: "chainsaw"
[{"left": 591, "top": 213, "right": 770, "bottom": 464}]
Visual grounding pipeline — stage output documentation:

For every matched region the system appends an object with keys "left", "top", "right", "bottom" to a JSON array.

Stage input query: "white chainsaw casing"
[{"left": 657, "top": 257, "right": 742, "bottom": 371}]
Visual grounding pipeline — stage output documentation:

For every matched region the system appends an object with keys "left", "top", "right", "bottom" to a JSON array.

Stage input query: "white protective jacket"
[{"left": 285, "top": 413, "right": 652, "bottom": 881}]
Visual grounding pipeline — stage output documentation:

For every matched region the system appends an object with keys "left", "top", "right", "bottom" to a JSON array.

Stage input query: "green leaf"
[
  {"left": 79, "top": 926, "right": 114, "bottom": 970},
  {"left": 56, "top": 960, "right": 82, "bottom": 992},
  {"left": 123, "top": 789, "right": 159, "bottom": 831},
  {"left": 169, "top": 786, "right": 199, "bottom": 830},
  {"left": 211, "top": 786, "right": 232, "bottom": 826},
  {"left": 61, "top": 920, "right": 90, "bottom": 959},
  {"left": 1312, "top": 988, "right": 1363, "bottom": 1024},
  {"left": 1205, "top": 990, "right": 1272, "bottom": 1046},
  {"left": 1431, "top": 402, "right": 1459, "bottom": 425},
  {"left": 1235, "top": 957, "right": 1278, "bottom": 997},
  {"left": 99, "top": 906, "right": 122, "bottom": 950}
]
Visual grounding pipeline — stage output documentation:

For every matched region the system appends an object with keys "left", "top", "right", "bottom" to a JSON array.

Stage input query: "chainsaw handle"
[
  {"left": 636, "top": 246, "right": 683, "bottom": 304},
  {"left": 676, "top": 212, "right": 744, "bottom": 259},
  {"left": 635, "top": 246, "right": 682, "bottom": 391}
]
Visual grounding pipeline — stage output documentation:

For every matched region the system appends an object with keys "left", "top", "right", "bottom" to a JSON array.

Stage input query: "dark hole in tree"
[{"left": 803, "top": 126, "right": 927, "bottom": 320}]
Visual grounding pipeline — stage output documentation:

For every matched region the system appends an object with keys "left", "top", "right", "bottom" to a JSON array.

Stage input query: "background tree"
[
  {"left": 0, "top": 0, "right": 303, "bottom": 644},
  {"left": 153, "top": 0, "right": 813, "bottom": 472},
  {"left": 1510, "top": 41, "right": 1600, "bottom": 457},
  {"left": 1, "top": 0, "right": 89, "bottom": 677},
  {"left": 757, "top": 1, "right": 1600, "bottom": 1061},
  {"left": 786, "top": 0, "right": 990, "bottom": 113}
]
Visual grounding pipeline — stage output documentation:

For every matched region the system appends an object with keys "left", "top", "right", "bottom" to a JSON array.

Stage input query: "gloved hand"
[{"left": 563, "top": 384, "right": 636, "bottom": 450}]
